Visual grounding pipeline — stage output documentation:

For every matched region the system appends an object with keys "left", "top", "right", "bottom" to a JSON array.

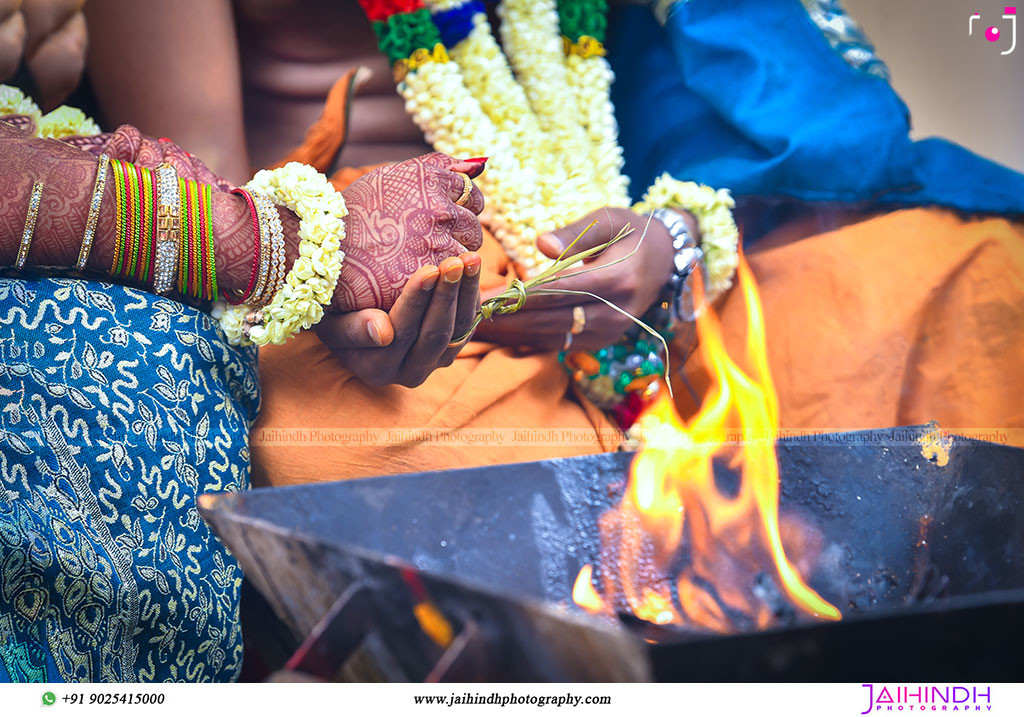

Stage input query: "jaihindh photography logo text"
[{"left": 861, "top": 685, "right": 993, "bottom": 713}]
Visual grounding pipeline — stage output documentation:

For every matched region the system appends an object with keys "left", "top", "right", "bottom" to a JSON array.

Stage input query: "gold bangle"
[
  {"left": 16, "top": 181, "right": 44, "bottom": 270},
  {"left": 76, "top": 154, "right": 110, "bottom": 270},
  {"left": 247, "top": 200, "right": 272, "bottom": 306}
]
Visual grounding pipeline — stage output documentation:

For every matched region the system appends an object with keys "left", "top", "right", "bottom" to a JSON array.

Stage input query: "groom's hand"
[
  {"left": 316, "top": 251, "right": 482, "bottom": 388},
  {"left": 475, "top": 207, "right": 679, "bottom": 351}
]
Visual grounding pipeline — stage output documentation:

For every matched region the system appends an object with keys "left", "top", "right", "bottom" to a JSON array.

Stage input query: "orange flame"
[{"left": 574, "top": 255, "right": 841, "bottom": 631}]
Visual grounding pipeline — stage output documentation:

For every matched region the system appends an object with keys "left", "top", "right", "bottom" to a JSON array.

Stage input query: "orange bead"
[
  {"left": 626, "top": 374, "right": 659, "bottom": 393},
  {"left": 566, "top": 352, "right": 601, "bottom": 376}
]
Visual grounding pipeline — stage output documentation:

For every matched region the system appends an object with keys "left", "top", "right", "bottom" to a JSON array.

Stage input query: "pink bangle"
[{"left": 228, "top": 187, "right": 262, "bottom": 305}]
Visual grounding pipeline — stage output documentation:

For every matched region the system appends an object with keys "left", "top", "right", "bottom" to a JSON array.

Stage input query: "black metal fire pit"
[{"left": 199, "top": 425, "right": 1024, "bottom": 681}]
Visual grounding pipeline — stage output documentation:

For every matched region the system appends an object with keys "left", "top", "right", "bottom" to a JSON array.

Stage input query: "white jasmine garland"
[
  {"left": 38, "top": 105, "right": 101, "bottom": 139},
  {"left": 564, "top": 51, "right": 630, "bottom": 207},
  {"left": 379, "top": 4, "right": 740, "bottom": 288},
  {"left": 1, "top": 84, "right": 100, "bottom": 138},
  {"left": 216, "top": 162, "right": 347, "bottom": 347},
  {"left": 443, "top": 11, "right": 571, "bottom": 224},
  {"left": 498, "top": 0, "right": 603, "bottom": 213},
  {"left": 633, "top": 173, "right": 740, "bottom": 302},
  {"left": 1, "top": 85, "right": 42, "bottom": 126}
]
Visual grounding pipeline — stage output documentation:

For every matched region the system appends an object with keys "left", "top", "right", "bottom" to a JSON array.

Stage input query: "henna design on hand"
[
  {"left": 333, "top": 152, "right": 484, "bottom": 312},
  {"left": 0, "top": 117, "right": 109, "bottom": 270}
]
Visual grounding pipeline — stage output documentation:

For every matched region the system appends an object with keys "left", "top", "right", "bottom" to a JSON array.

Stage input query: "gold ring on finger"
[{"left": 453, "top": 172, "right": 473, "bottom": 206}]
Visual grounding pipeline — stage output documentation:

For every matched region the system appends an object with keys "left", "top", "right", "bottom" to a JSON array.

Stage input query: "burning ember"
[{"left": 573, "top": 256, "right": 842, "bottom": 631}]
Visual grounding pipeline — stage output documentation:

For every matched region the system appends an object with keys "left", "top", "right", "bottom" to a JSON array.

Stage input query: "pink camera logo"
[{"left": 970, "top": 7, "right": 1017, "bottom": 54}]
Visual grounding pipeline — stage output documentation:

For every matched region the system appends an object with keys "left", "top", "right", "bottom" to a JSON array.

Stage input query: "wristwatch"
[{"left": 651, "top": 207, "right": 703, "bottom": 322}]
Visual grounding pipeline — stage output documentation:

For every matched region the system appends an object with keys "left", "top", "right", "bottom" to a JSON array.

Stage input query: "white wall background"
[{"left": 843, "top": 0, "right": 1024, "bottom": 173}]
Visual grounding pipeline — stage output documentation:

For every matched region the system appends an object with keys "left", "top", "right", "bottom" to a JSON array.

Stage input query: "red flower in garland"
[{"left": 357, "top": 0, "right": 425, "bottom": 22}]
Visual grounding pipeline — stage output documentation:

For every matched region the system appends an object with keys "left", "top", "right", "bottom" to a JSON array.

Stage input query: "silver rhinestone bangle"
[
  {"left": 153, "top": 163, "right": 181, "bottom": 294},
  {"left": 247, "top": 195, "right": 273, "bottom": 306},
  {"left": 16, "top": 181, "right": 44, "bottom": 270},
  {"left": 252, "top": 194, "right": 286, "bottom": 307},
  {"left": 76, "top": 154, "right": 110, "bottom": 270}
]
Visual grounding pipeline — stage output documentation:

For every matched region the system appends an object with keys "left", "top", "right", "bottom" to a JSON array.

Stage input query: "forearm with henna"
[
  {"left": 0, "top": 121, "right": 298, "bottom": 293},
  {"left": 1, "top": 125, "right": 475, "bottom": 320}
]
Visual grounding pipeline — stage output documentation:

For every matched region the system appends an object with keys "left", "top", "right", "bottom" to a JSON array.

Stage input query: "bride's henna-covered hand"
[
  {"left": 2, "top": 123, "right": 486, "bottom": 326},
  {"left": 0, "top": 117, "right": 116, "bottom": 269},
  {"left": 86, "top": 139, "right": 487, "bottom": 316},
  {"left": 332, "top": 152, "right": 485, "bottom": 313}
]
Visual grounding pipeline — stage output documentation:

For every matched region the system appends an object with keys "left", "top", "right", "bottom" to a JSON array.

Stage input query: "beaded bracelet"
[
  {"left": 558, "top": 176, "right": 741, "bottom": 430},
  {"left": 559, "top": 292, "right": 674, "bottom": 429}
]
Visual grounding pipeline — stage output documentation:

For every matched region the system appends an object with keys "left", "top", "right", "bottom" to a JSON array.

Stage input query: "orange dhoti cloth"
[{"left": 673, "top": 208, "right": 1024, "bottom": 445}]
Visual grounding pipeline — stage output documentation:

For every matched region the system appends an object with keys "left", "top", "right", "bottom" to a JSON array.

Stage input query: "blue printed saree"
[{"left": 0, "top": 279, "right": 258, "bottom": 682}]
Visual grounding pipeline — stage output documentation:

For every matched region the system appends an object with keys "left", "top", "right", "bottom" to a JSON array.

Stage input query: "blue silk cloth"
[
  {"left": 608, "top": 0, "right": 1024, "bottom": 214},
  {"left": 0, "top": 278, "right": 259, "bottom": 682}
]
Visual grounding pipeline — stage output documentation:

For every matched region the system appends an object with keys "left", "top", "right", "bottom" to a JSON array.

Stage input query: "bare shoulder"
[{"left": 234, "top": 0, "right": 394, "bottom": 96}]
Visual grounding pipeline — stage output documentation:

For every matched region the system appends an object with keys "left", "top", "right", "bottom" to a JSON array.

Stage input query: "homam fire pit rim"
[
  {"left": 198, "top": 496, "right": 631, "bottom": 641},
  {"left": 201, "top": 425, "right": 1024, "bottom": 681}
]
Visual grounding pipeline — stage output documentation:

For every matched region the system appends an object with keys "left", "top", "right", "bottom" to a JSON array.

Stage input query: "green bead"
[
  {"left": 613, "top": 344, "right": 627, "bottom": 360},
  {"left": 600, "top": 361, "right": 610, "bottom": 375},
  {"left": 616, "top": 372, "right": 632, "bottom": 391},
  {"left": 636, "top": 340, "right": 650, "bottom": 353},
  {"left": 641, "top": 360, "right": 656, "bottom": 374},
  {"left": 597, "top": 348, "right": 609, "bottom": 359}
]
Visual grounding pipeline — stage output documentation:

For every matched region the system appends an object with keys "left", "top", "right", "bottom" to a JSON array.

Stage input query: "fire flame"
[{"left": 574, "top": 255, "right": 841, "bottom": 631}]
